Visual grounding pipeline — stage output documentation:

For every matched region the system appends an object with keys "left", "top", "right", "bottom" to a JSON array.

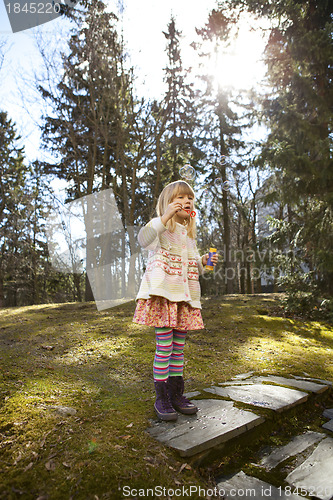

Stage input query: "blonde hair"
[{"left": 156, "top": 181, "right": 197, "bottom": 239}]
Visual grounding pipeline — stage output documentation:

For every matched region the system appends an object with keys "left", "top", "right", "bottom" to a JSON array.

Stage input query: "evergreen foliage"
[
  {"left": 0, "top": 114, "right": 78, "bottom": 306},
  {"left": 226, "top": 0, "right": 333, "bottom": 313}
]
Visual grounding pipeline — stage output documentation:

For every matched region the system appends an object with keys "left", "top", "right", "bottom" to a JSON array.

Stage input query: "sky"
[
  {"left": 0, "top": 0, "right": 267, "bottom": 162},
  {"left": 0, "top": 0, "right": 215, "bottom": 160}
]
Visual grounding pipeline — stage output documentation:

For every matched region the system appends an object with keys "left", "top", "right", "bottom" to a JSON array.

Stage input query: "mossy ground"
[{"left": 0, "top": 294, "right": 332, "bottom": 499}]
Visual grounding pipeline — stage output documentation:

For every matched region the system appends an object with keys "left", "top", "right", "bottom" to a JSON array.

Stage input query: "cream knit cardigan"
[{"left": 136, "top": 217, "right": 205, "bottom": 309}]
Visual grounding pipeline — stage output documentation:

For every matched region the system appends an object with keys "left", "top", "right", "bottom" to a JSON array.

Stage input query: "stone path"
[
  {"left": 221, "top": 375, "right": 328, "bottom": 393},
  {"left": 260, "top": 431, "right": 325, "bottom": 470},
  {"left": 148, "top": 399, "right": 264, "bottom": 457},
  {"left": 285, "top": 437, "right": 333, "bottom": 500},
  {"left": 205, "top": 383, "right": 309, "bottom": 412},
  {"left": 216, "top": 471, "right": 305, "bottom": 500},
  {"left": 147, "top": 373, "right": 333, "bottom": 499}
]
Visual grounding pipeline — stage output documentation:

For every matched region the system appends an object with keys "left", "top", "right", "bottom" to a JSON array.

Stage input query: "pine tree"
[
  {"left": 39, "top": 0, "right": 142, "bottom": 301},
  {"left": 0, "top": 113, "right": 52, "bottom": 306},
  {"left": 196, "top": 8, "right": 244, "bottom": 294},
  {"left": 40, "top": 0, "right": 125, "bottom": 197},
  {"left": 225, "top": 0, "right": 333, "bottom": 303},
  {"left": 138, "top": 17, "right": 204, "bottom": 220},
  {"left": 161, "top": 17, "right": 202, "bottom": 183}
]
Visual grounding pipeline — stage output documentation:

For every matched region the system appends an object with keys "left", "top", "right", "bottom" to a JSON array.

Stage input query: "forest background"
[{"left": 0, "top": 0, "right": 332, "bottom": 321}]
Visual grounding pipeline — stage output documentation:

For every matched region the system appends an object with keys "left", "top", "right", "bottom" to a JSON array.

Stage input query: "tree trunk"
[
  {"left": 0, "top": 271, "right": 4, "bottom": 307},
  {"left": 85, "top": 272, "right": 94, "bottom": 302},
  {"left": 218, "top": 113, "right": 233, "bottom": 294}
]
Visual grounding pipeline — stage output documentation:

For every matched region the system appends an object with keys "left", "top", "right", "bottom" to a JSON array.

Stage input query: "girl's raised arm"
[{"left": 138, "top": 217, "right": 167, "bottom": 251}]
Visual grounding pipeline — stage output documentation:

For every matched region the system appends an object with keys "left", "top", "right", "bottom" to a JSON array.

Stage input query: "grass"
[{"left": 0, "top": 293, "right": 332, "bottom": 499}]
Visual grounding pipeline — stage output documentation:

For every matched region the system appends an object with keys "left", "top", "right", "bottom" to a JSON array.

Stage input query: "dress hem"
[{"left": 133, "top": 296, "right": 204, "bottom": 331}]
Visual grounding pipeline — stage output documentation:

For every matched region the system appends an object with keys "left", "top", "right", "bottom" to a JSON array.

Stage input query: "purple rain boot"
[
  {"left": 167, "top": 376, "right": 198, "bottom": 415},
  {"left": 154, "top": 381, "right": 178, "bottom": 421}
]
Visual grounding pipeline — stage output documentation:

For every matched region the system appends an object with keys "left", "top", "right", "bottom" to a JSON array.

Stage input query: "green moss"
[{"left": 0, "top": 294, "right": 332, "bottom": 498}]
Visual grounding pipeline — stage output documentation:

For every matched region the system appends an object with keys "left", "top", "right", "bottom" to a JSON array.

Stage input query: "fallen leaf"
[
  {"left": 49, "top": 406, "right": 76, "bottom": 416},
  {"left": 45, "top": 460, "right": 56, "bottom": 471},
  {"left": 24, "top": 462, "right": 34, "bottom": 472},
  {"left": 126, "top": 422, "right": 133, "bottom": 428},
  {"left": 179, "top": 463, "right": 188, "bottom": 473},
  {"left": 13, "top": 452, "right": 22, "bottom": 465}
]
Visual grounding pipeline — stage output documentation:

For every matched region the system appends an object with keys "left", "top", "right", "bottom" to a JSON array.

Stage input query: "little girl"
[{"left": 133, "top": 180, "right": 218, "bottom": 421}]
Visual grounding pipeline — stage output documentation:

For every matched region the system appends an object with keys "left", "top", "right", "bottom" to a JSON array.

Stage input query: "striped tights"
[{"left": 153, "top": 327, "right": 187, "bottom": 382}]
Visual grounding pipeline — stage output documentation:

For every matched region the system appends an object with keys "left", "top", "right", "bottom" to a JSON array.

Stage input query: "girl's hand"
[
  {"left": 161, "top": 201, "right": 184, "bottom": 226},
  {"left": 202, "top": 253, "right": 219, "bottom": 266}
]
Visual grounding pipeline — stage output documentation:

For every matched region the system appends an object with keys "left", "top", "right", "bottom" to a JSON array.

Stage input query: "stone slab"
[
  {"left": 293, "top": 375, "right": 332, "bottom": 387},
  {"left": 286, "top": 437, "right": 333, "bottom": 500},
  {"left": 258, "top": 375, "right": 329, "bottom": 393},
  {"left": 205, "top": 384, "right": 309, "bottom": 412},
  {"left": 261, "top": 431, "right": 325, "bottom": 470},
  {"left": 221, "top": 375, "right": 329, "bottom": 393},
  {"left": 217, "top": 471, "right": 304, "bottom": 500},
  {"left": 221, "top": 380, "right": 258, "bottom": 386},
  {"left": 147, "top": 399, "right": 264, "bottom": 457},
  {"left": 232, "top": 372, "right": 255, "bottom": 380},
  {"left": 323, "top": 409, "right": 333, "bottom": 420},
  {"left": 322, "top": 420, "right": 333, "bottom": 433},
  {"left": 183, "top": 391, "right": 201, "bottom": 398}
]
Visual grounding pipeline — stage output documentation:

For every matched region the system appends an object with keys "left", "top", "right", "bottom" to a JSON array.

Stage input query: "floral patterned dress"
[{"left": 133, "top": 296, "right": 204, "bottom": 330}]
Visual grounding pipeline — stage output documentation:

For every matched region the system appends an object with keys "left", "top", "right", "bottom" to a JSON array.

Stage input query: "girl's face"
[{"left": 172, "top": 192, "right": 194, "bottom": 223}]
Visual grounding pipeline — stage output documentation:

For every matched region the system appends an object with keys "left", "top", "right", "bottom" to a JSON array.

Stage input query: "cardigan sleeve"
[
  {"left": 193, "top": 241, "right": 205, "bottom": 275},
  {"left": 138, "top": 217, "right": 168, "bottom": 251}
]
